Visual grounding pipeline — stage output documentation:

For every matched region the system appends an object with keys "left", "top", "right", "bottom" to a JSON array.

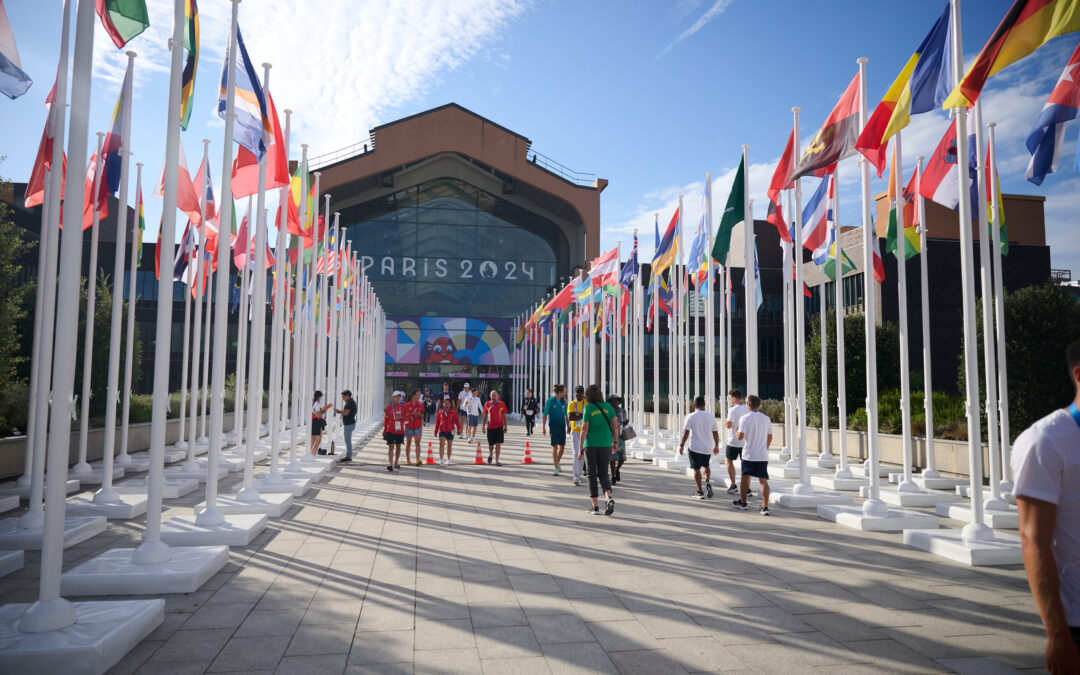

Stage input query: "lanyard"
[
  {"left": 1069, "top": 402, "right": 1080, "bottom": 430},
  {"left": 391, "top": 402, "right": 401, "bottom": 420}
]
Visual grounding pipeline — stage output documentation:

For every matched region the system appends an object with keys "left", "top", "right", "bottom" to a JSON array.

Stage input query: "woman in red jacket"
[
  {"left": 403, "top": 390, "right": 425, "bottom": 466},
  {"left": 434, "top": 397, "right": 462, "bottom": 465},
  {"left": 384, "top": 391, "right": 405, "bottom": 471}
]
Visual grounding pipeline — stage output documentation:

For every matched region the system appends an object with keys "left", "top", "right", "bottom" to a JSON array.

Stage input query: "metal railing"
[
  {"left": 1051, "top": 268, "right": 1072, "bottom": 281},
  {"left": 525, "top": 148, "right": 597, "bottom": 186},
  {"left": 308, "top": 136, "right": 376, "bottom": 171}
]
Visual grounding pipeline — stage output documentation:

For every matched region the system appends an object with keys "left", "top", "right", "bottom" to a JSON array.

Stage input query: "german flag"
[
  {"left": 792, "top": 73, "right": 860, "bottom": 181},
  {"left": 944, "top": 0, "right": 1080, "bottom": 109}
]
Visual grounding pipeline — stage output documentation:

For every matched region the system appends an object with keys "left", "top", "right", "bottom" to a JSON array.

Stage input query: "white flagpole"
[
  {"left": 73, "top": 133, "right": 106, "bottom": 476},
  {"left": 97, "top": 51, "right": 136, "bottom": 504},
  {"left": 651, "top": 246, "right": 660, "bottom": 452},
  {"left": 817, "top": 189, "right": 831, "bottom": 470},
  {"left": 988, "top": 123, "right": 1012, "bottom": 493},
  {"left": 300, "top": 172, "right": 322, "bottom": 464},
  {"left": 947, "top": 0, "right": 990, "bottom": 538},
  {"left": 833, "top": 183, "right": 851, "bottom": 479},
  {"left": 287, "top": 145, "right": 308, "bottom": 472},
  {"left": 719, "top": 260, "right": 728, "bottom": 425},
  {"left": 914, "top": 155, "right": 937, "bottom": 481},
  {"left": 742, "top": 146, "right": 758, "bottom": 395},
  {"left": 266, "top": 111, "right": 289, "bottom": 482},
  {"left": 199, "top": 0, "right": 241, "bottom": 528},
  {"left": 174, "top": 226, "right": 192, "bottom": 452},
  {"left": 118, "top": 165, "right": 142, "bottom": 468},
  {"left": 705, "top": 173, "right": 714, "bottom": 413},
  {"left": 238, "top": 62, "right": 273, "bottom": 500},
  {"left": 781, "top": 235, "right": 793, "bottom": 457},
  {"left": 675, "top": 194, "right": 684, "bottom": 427},
  {"left": 231, "top": 200, "right": 252, "bottom": 447},
  {"left": 893, "top": 132, "right": 917, "bottom": 493},
  {"left": 972, "top": 101, "right": 1007, "bottom": 511},
  {"left": 199, "top": 244, "right": 212, "bottom": 443},
  {"left": 791, "top": 108, "right": 811, "bottom": 496},
  {"left": 184, "top": 140, "right": 210, "bottom": 467}
]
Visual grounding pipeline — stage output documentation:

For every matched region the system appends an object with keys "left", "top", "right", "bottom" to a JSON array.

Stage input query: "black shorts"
[
  {"left": 438, "top": 432, "right": 454, "bottom": 440},
  {"left": 311, "top": 418, "right": 326, "bottom": 435},
  {"left": 487, "top": 427, "right": 505, "bottom": 445},
  {"left": 741, "top": 459, "right": 769, "bottom": 479},
  {"left": 688, "top": 451, "right": 712, "bottom": 470},
  {"left": 383, "top": 432, "right": 404, "bottom": 445},
  {"left": 725, "top": 445, "right": 743, "bottom": 461}
]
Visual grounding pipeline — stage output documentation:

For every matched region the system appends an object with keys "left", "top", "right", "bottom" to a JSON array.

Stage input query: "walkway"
[{"left": 0, "top": 422, "right": 1045, "bottom": 674}]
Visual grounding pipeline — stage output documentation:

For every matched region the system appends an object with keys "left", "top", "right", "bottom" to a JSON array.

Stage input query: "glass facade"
[{"left": 338, "top": 178, "right": 568, "bottom": 319}]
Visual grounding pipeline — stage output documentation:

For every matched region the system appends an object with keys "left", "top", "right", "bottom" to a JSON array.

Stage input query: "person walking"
[
  {"left": 1012, "top": 339, "right": 1080, "bottom": 673},
  {"left": 464, "top": 389, "right": 482, "bottom": 442},
  {"left": 458, "top": 382, "right": 472, "bottom": 431},
  {"left": 724, "top": 389, "right": 750, "bottom": 494},
  {"left": 522, "top": 389, "right": 540, "bottom": 436},
  {"left": 482, "top": 390, "right": 509, "bottom": 465},
  {"left": 732, "top": 395, "right": 772, "bottom": 515},
  {"left": 334, "top": 390, "right": 358, "bottom": 463},
  {"left": 567, "top": 385, "right": 587, "bottom": 486},
  {"left": 404, "top": 389, "right": 425, "bottom": 466},
  {"left": 310, "top": 391, "right": 334, "bottom": 456},
  {"left": 384, "top": 391, "right": 405, "bottom": 471},
  {"left": 434, "top": 397, "right": 461, "bottom": 465},
  {"left": 679, "top": 396, "right": 720, "bottom": 499},
  {"left": 610, "top": 395, "right": 628, "bottom": 485},
  {"left": 579, "top": 384, "right": 617, "bottom": 516},
  {"left": 423, "top": 388, "right": 436, "bottom": 424},
  {"left": 543, "top": 384, "right": 568, "bottom": 476}
]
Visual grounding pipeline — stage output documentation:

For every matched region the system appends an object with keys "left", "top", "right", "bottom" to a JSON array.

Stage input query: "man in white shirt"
[
  {"left": 464, "top": 390, "right": 483, "bottom": 442},
  {"left": 733, "top": 395, "right": 773, "bottom": 516},
  {"left": 1012, "top": 339, "right": 1080, "bottom": 673},
  {"left": 724, "top": 389, "right": 751, "bottom": 494},
  {"left": 458, "top": 383, "right": 471, "bottom": 426},
  {"left": 679, "top": 396, "right": 720, "bottom": 499}
]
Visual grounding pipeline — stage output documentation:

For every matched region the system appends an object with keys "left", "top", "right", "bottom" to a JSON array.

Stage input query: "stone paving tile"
[{"left": 0, "top": 423, "right": 1044, "bottom": 674}]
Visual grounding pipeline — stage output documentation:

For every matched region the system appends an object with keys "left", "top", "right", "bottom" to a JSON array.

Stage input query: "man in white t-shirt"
[
  {"left": 679, "top": 396, "right": 720, "bottom": 499},
  {"left": 464, "top": 390, "right": 483, "bottom": 442},
  {"left": 724, "top": 389, "right": 751, "bottom": 494},
  {"left": 1012, "top": 339, "right": 1080, "bottom": 672},
  {"left": 733, "top": 395, "right": 773, "bottom": 516}
]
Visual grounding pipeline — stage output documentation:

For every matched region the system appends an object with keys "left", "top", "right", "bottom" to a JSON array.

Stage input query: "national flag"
[
  {"left": 232, "top": 90, "right": 290, "bottom": 197},
  {"left": 871, "top": 232, "right": 886, "bottom": 284},
  {"left": 767, "top": 130, "right": 794, "bottom": 242},
  {"left": 25, "top": 75, "right": 64, "bottom": 208},
  {"left": 712, "top": 156, "right": 744, "bottom": 264},
  {"left": 193, "top": 155, "right": 219, "bottom": 271},
  {"left": 154, "top": 141, "right": 203, "bottom": 224},
  {"left": 856, "top": 2, "right": 953, "bottom": 175},
  {"left": 618, "top": 234, "right": 639, "bottom": 288},
  {"left": 822, "top": 242, "right": 857, "bottom": 282},
  {"left": 96, "top": 0, "right": 149, "bottom": 49},
  {"left": 885, "top": 146, "right": 919, "bottom": 260},
  {"left": 103, "top": 60, "right": 132, "bottom": 195},
  {"left": 180, "top": 0, "right": 199, "bottom": 130},
  {"left": 687, "top": 187, "right": 710, "bottom": 288},
  {"left": 944, "top": 0, "right": 1080, "bottom": 109},
  {"left": 173, "top": 221, "right": 197, "bottom": 283},
  {"left": 545, "top": 281, "right": 577, "bottom": 314},
  {"left": 82, "top": 152, "right": 109, "bottom": 230},
  {"left": 1026, "top": 39, "right": 1080, "bottom": 185},
  {"left": 218, "top": 27, "right": 272, "bottom": 160},
  {"left": 231, "top": 200, "right": 253, "bottom": 269},
  {"left": 135, "top": 177, "right": 145, "bottom": 267},
  {"left": 651, "top": 206, "right": 680, "bottom": 276},
  {"left": 919, "top": 120, "right": 978, "bottom": 212},
  {"left": 989, "top": 151, "right": 1011, "bottom": 256},
  {"left": 798, "top": 176, "right": 831, "bottom": 260},
  {"left": 0, "top": 0, "right": 32, "bottom": 99},
  {"left": 588, "top": 246, "right": 620, "bottom": 287},
  {"left": 792, "top": 73, "right": 861, "bottom": 180}
]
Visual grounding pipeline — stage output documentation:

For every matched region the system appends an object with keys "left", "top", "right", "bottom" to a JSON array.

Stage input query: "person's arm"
[
  {"left": 1017, "top": 495, "right": 1080, "bottom": 673},
  {"left": 609, "top": 412, "right": 619, "bottom": 454},
  {"left": 579, "top": 419, "right": 590, "bottom": 457},
  {"left": 736, "top": 431, "right": 745, "bottom": 441},
  {"left": 712, "top": 430, "right": 720, "bottom": 454},
  {"left": 678, "top": 429, "right": 690, "bottom": 454},
  {"left": 766, "top": 432, "right": 772, "bottom": 448}
]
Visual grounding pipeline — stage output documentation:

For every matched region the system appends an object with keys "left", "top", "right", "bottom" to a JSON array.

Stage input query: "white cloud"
[
  {"left": 94, "top": 0, "right": 530, "bottom": 154},
  {"left": 657, "top": 0, "right": 734, "bottom": 59}
]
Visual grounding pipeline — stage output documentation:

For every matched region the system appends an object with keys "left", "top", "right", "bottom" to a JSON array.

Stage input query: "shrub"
[
  {"left": 759, "top": 398, "right": 784, "bottom": 424},
  {"left": 0, "top": 382, "right": 29, "bottom": 436},
  {"left": 849, "top": 407, "right": 867, "bottom": 432},
  {"left": 129, "top": 394, "right": 154, "bottom": 424}
]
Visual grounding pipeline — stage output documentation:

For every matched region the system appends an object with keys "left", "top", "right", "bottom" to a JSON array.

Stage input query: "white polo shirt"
[
  {"left": 1011, "top": 406, "right": 1080, "bottom": 626},
  {"left": 683, "top": 409, "right": 718, "bottom": 455},
  {"left": 737, "top": 410, "right": 772, "bottom": 462},
  {"left": 726, "top": 403, "right": 749, "bottom": 448}
]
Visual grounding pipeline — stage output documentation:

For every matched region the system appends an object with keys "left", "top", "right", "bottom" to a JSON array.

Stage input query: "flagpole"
[
  {"left": 817, "top": 185, "right": 831, "bottom": 471},
  {"left": 719, "top": 259, "right": 727, "bottom": 427},
  {"left": 779, "top": 190, "right": 793, "bottom": 461},
  {"left": 184, "top": 140, "right": 210, "bottom": 470},
  {"left": 739, "top": 146, "right": 758, "bottom": 396},
  {"left": 174, "top": 225, "right": 193, "bottom": 452},
  {"left": 231, "top": 201, "right": 252, "bottom": 447},
  {"left": 287, "top": 145, "right": 308, "bottom": 472},
  {"left": 972, "top": 102, "right": 1007, "bottom": 511},
  {"left": 914, "top": 155, "right": 937, "bottom": 481},
  {"left": 199, "top": 242, "right": 213, "bottom": 443},
  {"left": 947, "top": 0, "right": 990, "bottom": 540},
  {"left": 704, "top": 173, "right": 714, "bottom": 415},
  {"left": 893, "top": 133, "right": 917, "bottom": 493},
  {"left": 73, "top": 134, "right": 106, "bottom": 477},
  {"left": 119, "top": 166, "right": 142, "bottom": 468},
  {"left": 675, "top": 194, "right": 684, "bottom": 430},
  {"left": 987, "top": 123, "right": 1012, "bottom": 493},
  {"left": 300, "top": 172, "right": 322, "bottom": 464},
  {"left": 790, "top": 109, "right": 811, "bottom": 496},
  {"left": 198, "top": 0, "right": 241, "bottom": 529},
  {"left": 833, "top": 182, "right": 851, "bottom": 480},
  {"left": 97, "top": 51, "right": 137, "bottom": 504},
  {"left": 266, "top": 149, "right": 288, "bottom": 483}
]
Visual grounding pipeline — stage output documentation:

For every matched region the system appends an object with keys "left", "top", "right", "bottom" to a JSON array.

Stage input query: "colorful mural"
[{"left": 386, "top": 316, "right": 512, "bottom": 366}]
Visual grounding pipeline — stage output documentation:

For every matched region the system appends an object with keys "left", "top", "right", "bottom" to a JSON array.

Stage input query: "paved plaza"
[{"left": 0, "top": 422, "right": 1046, "bottom": 674}]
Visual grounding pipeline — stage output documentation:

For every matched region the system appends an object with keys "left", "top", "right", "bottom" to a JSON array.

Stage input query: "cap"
[
  {"left": 464, "top": 383, "right": 470, "bottom": 388},
  {"left": 392, "top": 390, "right": 403, "bottom": 398}
]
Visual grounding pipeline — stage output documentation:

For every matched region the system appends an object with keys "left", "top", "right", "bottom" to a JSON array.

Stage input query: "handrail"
[{"left": 308, "top": 136, "right": 376, "bottom": 171}]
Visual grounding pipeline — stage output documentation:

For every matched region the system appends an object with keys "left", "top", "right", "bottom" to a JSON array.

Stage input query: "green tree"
[
  {"left": 0, "top": 176, "right": 36, "bottom": 435},
  {"left": 807, "top": 309, "right": 900, "bottom": 428},
  {"left": 73, "top": 269, "right": 141, "bottom": 421},
  {"left": 961, "top": 283, "right": 1080, "bottom": 441}
]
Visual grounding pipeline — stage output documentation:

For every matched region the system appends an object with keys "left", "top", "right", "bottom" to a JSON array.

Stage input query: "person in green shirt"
[
  {"left": 542, "top": 384, "right": 568, "bottom": 476},
  {"left": 578, "top": 384, "right": 617, "bottom": 516}
]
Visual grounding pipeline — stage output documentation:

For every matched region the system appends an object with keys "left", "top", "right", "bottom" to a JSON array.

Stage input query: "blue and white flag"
[
  {"left": 0, "top": 0, "right": 31, "bottom": 99},
  {"left": 618, "top": 234, "right": 638, "bottom": 288},
  {"left": 1026, "top": 40, "right": 1080, "bottom": 186},
  {"left": 218, "top": 27, "right": 271, "bottom": 160}
]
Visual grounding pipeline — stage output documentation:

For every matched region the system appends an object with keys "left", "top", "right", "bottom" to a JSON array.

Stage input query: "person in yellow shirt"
[{"left": 567, "top": 385, "right": 587, "bottom": 486}]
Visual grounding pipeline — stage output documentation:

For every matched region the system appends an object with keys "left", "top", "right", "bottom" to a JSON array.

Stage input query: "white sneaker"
[{"left": 445, "top": 459, "right": 452, "bottom": 466}]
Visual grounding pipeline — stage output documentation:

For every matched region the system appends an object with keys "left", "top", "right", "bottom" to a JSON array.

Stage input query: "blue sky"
[{"left": 3, "top": 0, "right": 1079, "bottom": 275}]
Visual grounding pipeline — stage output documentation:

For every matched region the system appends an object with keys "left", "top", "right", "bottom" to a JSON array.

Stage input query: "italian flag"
[{"left": 97, "top": 0, "right": 150, "bottom": 49}]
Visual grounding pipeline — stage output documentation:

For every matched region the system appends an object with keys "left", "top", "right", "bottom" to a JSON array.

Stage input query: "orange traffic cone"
[
  {"left": 425, "top": 442, "right": 436, "bottom": 465},
  {"left": 522, "top": 440, "right": 535, "bottom": 464},
  {"left": 473, "top": 441, "right": 485, "bottom": 465}
]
